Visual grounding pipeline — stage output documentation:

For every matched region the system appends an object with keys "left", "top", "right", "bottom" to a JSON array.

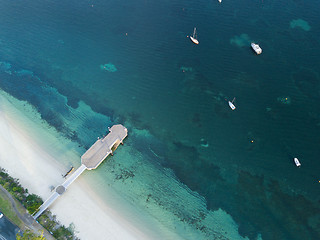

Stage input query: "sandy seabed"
[
  {"left": 0, "top": 91, "right": 157, "bottom": 240},
  {"left": 0, "top": 89, "right": 251, "bottom": 240}
]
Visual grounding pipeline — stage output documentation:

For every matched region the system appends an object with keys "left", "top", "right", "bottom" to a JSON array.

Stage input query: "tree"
[
  {"left": 16, "top": 230, "right": 46, "bottom": 240},
  {"left": 53, "top": 225, "right": 74, "bottom": 240},
  {"left": 25, "top": 194, "right": 43, "bottom": 214}
]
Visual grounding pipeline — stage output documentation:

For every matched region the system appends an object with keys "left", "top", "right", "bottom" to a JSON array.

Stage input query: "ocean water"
[{"left": 0, "top": 0, "right": 320, "bottom": 239}]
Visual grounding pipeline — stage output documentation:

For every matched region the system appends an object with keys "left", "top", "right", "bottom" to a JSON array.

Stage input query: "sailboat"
[
  {"left": 190, "top": 27, "right": 199, "bottom": 45},
  {"left": 228, "top": 97, "right": 236, "bottom": 110}
]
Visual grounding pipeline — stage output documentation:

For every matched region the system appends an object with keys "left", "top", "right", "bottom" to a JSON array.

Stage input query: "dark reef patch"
[
  {"left": 164, "top": 141, "right": 224, "bottom": 203},
  {"left": 292, "top": 68, "right": 320, "bottom": 99},
  {"left": 0, "top": 60, "right": 113, "bottom": 148},
  {"left": 228, "top": 171, "right": 320, "bottom": 240},
  {"left": 161, "top": 139, "right": 320, "bottom": 240}
]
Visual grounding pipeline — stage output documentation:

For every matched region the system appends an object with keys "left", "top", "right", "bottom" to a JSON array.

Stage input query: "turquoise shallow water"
[{"left": 1, "top": 0, "right": 320, "bottom": 239}]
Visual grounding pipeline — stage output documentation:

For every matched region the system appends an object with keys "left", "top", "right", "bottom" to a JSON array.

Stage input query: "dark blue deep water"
[{"left": 0, "top": 0, "right": 320, "bottom": 239}]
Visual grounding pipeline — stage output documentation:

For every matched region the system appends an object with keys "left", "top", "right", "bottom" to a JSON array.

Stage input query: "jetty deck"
[
  {"left": 33, "top": 124, "right": 127, "bottom": 219},
  {"left": 82, "top": 124, "right": 128, "bottom": 170}
]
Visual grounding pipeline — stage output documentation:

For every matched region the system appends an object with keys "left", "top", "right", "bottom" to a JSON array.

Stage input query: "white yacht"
[
  {"left": 251, "top": 42, "right": 262, "bottom": 54},
  {"left": 218, "top": 0, "right": 222, "bottom": 2},
  {"left": 0, "top": 212, "right": 3, "bottom": 218},
  {"left": 294, "top": 157, "right": 301, "bottom": 167},
  {"left": 228, "top": 97, "right": 236, "bottom": 110},
  {"left": 190, "top": 27, "right": 199, "bottom": 45}
]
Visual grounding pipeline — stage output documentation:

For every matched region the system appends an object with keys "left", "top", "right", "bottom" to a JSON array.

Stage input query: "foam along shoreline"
[{"left": 0, "top": 90, "right": 161, "bottom": 240}]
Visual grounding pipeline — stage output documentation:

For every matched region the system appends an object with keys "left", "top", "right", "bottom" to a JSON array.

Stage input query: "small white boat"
[
  {"left": 0, "top": 212, "right": 3, "bottom": 218},
  {"left": 228, "top": 97, "right": 236, "bottom": 110},
  {"left": 190, "top": 27, "right": 199, "bottom": 45},
  {"left": 251, "top": 42, "right": 262, "bottom": 54},
  {"left": 218, "top": 0, "right": 222, "bottom": 2},
  {"left": 294, "top": 157, "right": 301, "bottom": 167}
]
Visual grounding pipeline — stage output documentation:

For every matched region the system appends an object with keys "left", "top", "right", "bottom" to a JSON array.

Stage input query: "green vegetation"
[
  {"left": 25, "top": 194, "right": 43, "bottom": 214},
  {"left": 38, "top": 213, "right": 76, "bottom": 240},
  {"left": 0, "top": 193, "right": 23, "bottom": 227},
  {"left": 0, "top": 167, "right": 78, "bottom": 240},
  {"left": 38, "top": 213, "right": 57, "bottom": 232},
  {"left": 53, "top": 225, "right": 75, "bottom": 239},
  {"left": 0, "top": 168, "right": 36, "bottom": 207},
  {"left": 16, "top": 230, "right": 46, "bottom": 240},
  {"left": 0, "top": 168, "right": 43, "bottom": 214}
]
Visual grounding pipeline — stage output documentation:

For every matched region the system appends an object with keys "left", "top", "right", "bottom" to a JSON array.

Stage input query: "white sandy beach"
[
  {"left": 0, "top": 89, "right": 251, "bottom": 240},
  {"left": 0, "top": 91, "right": 158, "bottom": 240}
]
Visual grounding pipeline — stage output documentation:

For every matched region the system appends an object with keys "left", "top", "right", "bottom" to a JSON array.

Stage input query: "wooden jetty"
[
  {"left": 82, "top": 124, "right": 127, "bottom": 170},
  {"left": 33, "top": 124, "right": 127, "bottom": 219}
]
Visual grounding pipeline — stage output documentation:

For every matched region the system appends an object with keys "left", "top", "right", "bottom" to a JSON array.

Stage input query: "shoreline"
[
  {"left": 0, "top": 90, "right": 162, "bottom": 240},
  {"left": 0, "top": 89, "right": 250, "bottom": 240}
]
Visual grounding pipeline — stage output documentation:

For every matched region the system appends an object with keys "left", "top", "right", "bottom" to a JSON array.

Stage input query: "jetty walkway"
[{"left": 33, "top": 124, "right": 127, "bottom": 219}]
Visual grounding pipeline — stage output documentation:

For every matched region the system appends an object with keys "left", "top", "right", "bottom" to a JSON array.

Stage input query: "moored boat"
[
  {"left": 63, "top": 166, "right": 74, "bottom": 178},
  {"left": 190, "top": 27, "right": 199, "bottom": 45},
  {"left": 294, "top": 157, "right": 301, "bottom": 167},
  {"left": 251, "top": 42, "right": 262, "bottom": 54},
  {"left": 228, "top": 97, "right": 236, "bottom": 110}
]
